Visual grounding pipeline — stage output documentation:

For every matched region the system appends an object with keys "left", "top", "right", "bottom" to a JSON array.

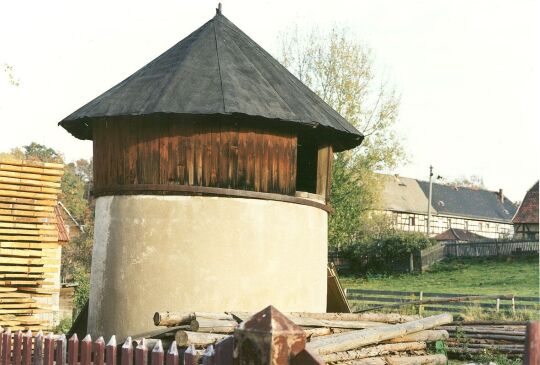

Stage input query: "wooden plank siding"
[{"left": 92, "top": 118, "right": 298, "bottom": 196}]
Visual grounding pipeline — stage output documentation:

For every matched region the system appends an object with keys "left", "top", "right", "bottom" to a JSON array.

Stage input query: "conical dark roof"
[{"left": 59, "top": 11, "right": 363, "bottom": 151}]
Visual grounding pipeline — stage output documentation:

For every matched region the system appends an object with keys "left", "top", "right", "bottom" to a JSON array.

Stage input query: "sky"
[{"left": 0, "top": 0, "right": 538, "bottom": 201}]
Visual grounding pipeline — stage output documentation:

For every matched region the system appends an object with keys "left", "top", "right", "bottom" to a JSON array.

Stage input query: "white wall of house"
[{"left": 385, "top": 211, "right": 514, "bottom": 239}]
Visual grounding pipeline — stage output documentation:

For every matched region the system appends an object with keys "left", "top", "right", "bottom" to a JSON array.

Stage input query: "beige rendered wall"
[{"left": 88, "top": 195, "right": 328, "bottom": 339}]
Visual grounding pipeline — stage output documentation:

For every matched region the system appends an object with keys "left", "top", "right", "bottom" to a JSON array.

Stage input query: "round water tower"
[{"left": 60, "top": 9, "right": 363, "bottom": 338}]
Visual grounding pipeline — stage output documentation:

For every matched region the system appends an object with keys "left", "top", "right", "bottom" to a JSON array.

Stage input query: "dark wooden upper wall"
[{"left": 92, "top": 117, "right": 298, "bottom": 196}]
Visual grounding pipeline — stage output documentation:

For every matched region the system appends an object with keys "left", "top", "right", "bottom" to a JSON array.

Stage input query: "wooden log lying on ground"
[
  {"left": 294, "top": 318, "right": 391, "bottom": 329},
  {"left": 153, "top": 312, "right": 234, "bottom": 326},
  {"left": 383, "top": 330, "right": 448, "bottom": 344},
  {"left": 439, "top": 326, "right": 526, "bottom": 336},
  {"left": 155, "top": 311, "right": 414, "bottom": 331},
  {"left": 446, "top": 342, "right": 524, "bottom": 351},
  {"left": 338, "top": 357, "right": 386, "bottom": 365},
  {"left": 449, "top": 333, "right": 525, "bottom": 342},
  {"left": 385, "top": 354, "right": 447, "bottom": 365},
  {"left": 447, "top": 346, "right": 523, "bottom": 355},
  {"left": 321, "top": 341, "right": 427, "bottom": 363},
  {"left": 307, "top": 313, "right": 453, "bottom": 355},
  {"left": 288, "top": 312, "right": 420, "bottom": 324},
  {"left": 189, "top": 318, "right": 238, "bottom": 333},
  {"left": 174, "top": 331, "right": 228, "bottom": 347},
  {"left": 452, "top": 320, "right": 528, "bottom": 326}
]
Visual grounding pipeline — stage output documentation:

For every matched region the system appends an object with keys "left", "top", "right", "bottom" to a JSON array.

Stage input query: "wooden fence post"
[
  {"left": 80, "top": 335, "right": 92, "bottom": 365},
  {"left": 106, "top": 336, "right": 117, "bottom": 365},
  {"left": 418, "top": 291, "right": 424, "bottom": 316},
  {"left": 2, "top": 329, "right": 11, "bottom": 365},
  {"left": 121, "top": 337, "right": 133, "bottom": 365},
  {"left": 34, "top": 331, "right": 43, "bottom": 365},
  {"left": 56, "top": 335, "right": 67, "bottom": 365},
  {"left": 13, "top": 331, "right": 23, "bottom": 365},
  {"left": 23, "top": 331, "right": 32, "bottom": 365},
  {"left": 43, "top": 333, "right": 54, "bottom": 365},
  {"left": 135, "top": 339, "right": 148, "bottom": 365},
  {"left": 524, "top": 321, "right": 539, "bottom": 365},
  {"left": 165, "top": 341, "right": 178, "bottom": 365},
  {"left": 496, "top": 298, "right": 500, "bottom": 312},
  {"left": 151, "top": 340, "right": 164, "bottom": 365},
  {"left": 68, "top": 334, "right": 79, "bottom": 365},
  {"left": 94, "top": 337, "right": 105, "bottom": 365}
]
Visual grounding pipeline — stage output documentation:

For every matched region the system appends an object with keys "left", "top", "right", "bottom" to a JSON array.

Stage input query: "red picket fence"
[{"left": 0, "top": 306, "right": 323, "bottom": 365}]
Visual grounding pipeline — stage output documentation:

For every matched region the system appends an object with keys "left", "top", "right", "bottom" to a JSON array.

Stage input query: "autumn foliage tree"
[{"left": 278, "top": 26, "right": 404, "bottom": 249}]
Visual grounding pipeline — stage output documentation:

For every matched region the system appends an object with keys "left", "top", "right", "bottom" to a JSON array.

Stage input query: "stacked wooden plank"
[
  {"left": 438, "top": 321, "right": 527, "bottom": 358},
  {"left": 0, "top": 158, "right": 64, "bottom": 331},
  {"left": 150, "top": 311, "right": 453, "bottom": 364}
]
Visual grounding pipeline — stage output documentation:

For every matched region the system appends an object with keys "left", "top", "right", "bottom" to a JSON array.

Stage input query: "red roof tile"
[
  {"left": 435, "top": 228, "right": 487, "bottom": 242},
  {"left": 512, "top": 181, "right": 539, "bottom": 224},
  {"left": 54, "top": 204, "right": 70, "bottom": 244}
]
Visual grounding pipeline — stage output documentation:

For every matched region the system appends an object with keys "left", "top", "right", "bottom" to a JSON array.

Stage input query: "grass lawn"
[{"left": 340, "top": 255, "right": 540, "bottom": 297}]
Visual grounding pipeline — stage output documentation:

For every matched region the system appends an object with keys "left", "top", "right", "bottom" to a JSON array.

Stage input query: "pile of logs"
[
  {"left": 0, "top": 159, "right": 64, "bottom": 331},
  {"left": 150, "top": 310, "right": 454, "bottom": 364},
  {"left": 437, "top": 320, "right": 528, "bottom": 358}
]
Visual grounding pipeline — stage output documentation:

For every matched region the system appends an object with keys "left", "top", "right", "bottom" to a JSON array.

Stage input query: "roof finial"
[{"left": 216, "top": 3, "right": 222, "bottom": 15}]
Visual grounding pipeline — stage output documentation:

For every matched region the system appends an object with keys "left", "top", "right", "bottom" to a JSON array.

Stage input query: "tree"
[
  {"left": 278, "top": 26, "right": 404, "bottom": 249},
  {"left": 448, "top": 175, "right": 485, "bottom": 189},
  {"left": 2, "top": 63, "right": 20, "bottom": 86}
]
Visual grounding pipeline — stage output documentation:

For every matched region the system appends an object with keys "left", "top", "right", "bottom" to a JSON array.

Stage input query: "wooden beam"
[{"left": 316, "top": 145, "right": 332, "bottom": 200}]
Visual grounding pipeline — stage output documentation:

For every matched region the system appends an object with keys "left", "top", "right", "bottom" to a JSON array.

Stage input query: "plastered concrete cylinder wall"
[{"left": 89, "top": 195, "right": 328, "bottom": 339}]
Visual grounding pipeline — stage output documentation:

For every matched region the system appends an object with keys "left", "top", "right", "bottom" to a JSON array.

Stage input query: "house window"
[
  {"left": 447, "top": 218, "right": 452, "bottom": 228},
  {"left": 409, "top": 216, "right": 416, "bottom": 226}
]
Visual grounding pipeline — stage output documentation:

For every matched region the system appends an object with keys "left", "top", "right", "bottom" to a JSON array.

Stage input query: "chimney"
[{"left": 498, "top": 189, "right": 504, "bottom": 203}]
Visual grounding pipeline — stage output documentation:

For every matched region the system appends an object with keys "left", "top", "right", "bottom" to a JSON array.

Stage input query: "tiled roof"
[
  {"left": 54, "top": 203, "right": 70, "bottom": 244},
  {"left": 512, "top": 181, "right": 539, "bottom": 224},
  {"left": 59, "top": 12, "right": 363, "bottom": 151},
  {"left": 380, "top": 175, "right": 435, "bottom": 215},
  {"left": 379, "top": 174, "right": 518, "bottom": 223},
  {"left": 417, "top": 181, "right": 517, "bottom": 223},
  {"left": 435, "top": 228, "right": 487, "bottom": 242}
]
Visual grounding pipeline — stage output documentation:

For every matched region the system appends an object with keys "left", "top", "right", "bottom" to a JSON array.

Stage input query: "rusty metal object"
[
  {"left": 214, "top": 336, "right": 234, "bottom": 365},
  {"left": 233, "top": 305, "right": 306, "bottom": 365},
  {"left": 290, "top": 349, "right": 324, "bottom": 365}
]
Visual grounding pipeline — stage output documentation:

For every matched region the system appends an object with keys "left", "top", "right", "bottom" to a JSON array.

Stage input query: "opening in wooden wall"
[{"left": 296, "top": 138, "right": 318, "bottom": 194}]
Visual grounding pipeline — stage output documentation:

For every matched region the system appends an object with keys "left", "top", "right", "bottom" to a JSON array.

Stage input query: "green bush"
[
  {"left": 345, "top": 231, "right": 435, "bottom": 273},
  {"left": 54, "top": 317, "right": 73, "bottom": 334},
  {"left": 73, "top": 267, "right": 90, "bottom": 318}
]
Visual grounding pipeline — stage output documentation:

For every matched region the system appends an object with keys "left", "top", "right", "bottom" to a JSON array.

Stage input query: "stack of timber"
[
  {"left": 0, "top": 159, "right": 64, "bottom": 331},
  {"left": 151, "top": 311, "right": 453, "bottom": 364},
  {"left": 437, "top": 321, "right": 528, "bottom": 358}
]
